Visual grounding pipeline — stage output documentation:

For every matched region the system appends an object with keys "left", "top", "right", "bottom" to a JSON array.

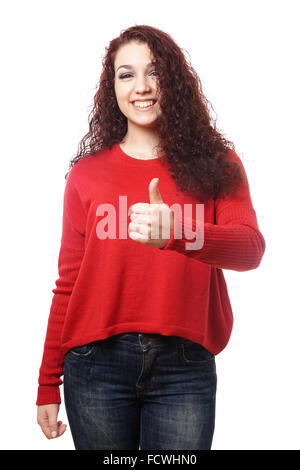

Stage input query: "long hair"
[{"left": 65, "top": 24, "right": 244, "bottom": 202}]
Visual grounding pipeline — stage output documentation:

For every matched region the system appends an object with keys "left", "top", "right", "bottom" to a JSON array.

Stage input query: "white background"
[{"left": 1, "top": 0, "right": 299, "bottom": 450}]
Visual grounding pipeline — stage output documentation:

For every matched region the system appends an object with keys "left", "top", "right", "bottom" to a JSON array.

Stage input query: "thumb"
[
  {"left": 149, "top": 178, "right": 164, "bottom": 204},
  {"left": 48, "top": 409, "right": 58, "bottom": 438}
]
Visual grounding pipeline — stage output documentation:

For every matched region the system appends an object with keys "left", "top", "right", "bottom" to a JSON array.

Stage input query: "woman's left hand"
[{"left": 128, "top": 178, "right": 174, "bottom": 249}]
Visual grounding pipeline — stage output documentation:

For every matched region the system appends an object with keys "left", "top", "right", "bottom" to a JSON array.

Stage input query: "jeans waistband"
[{"left": 112, "top": 332, "right": 185, "bottom": 346}]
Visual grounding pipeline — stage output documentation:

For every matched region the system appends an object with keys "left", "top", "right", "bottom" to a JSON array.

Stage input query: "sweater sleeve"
[
  {"left": 161, "top": 150, "right": 266, "bottom": 272},
  {"left": 36, "top": 167, "right": 86, "bottom": 406}
]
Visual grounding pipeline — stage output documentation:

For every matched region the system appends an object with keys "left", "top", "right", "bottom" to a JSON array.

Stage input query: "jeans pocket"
[
  {"left": 180, "top": 339, "right": 215, "bottom": 365},
  {"left": 68, "top": 341, "right": 97, "bottom": 359}
]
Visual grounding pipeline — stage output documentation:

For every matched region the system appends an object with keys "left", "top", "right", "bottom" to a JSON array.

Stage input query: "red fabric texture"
[{"left": 36, "top": 143, "right": 265, "bottom": 405}]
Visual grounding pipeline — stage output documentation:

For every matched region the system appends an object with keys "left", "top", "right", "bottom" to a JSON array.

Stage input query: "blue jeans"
[{"left": 63, "top": 333, "right": 217, "bottom": 450}]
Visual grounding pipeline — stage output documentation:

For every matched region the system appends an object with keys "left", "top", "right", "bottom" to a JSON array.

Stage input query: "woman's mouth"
[{"left": 131, "top": 100, "right": 156, "bottom": 111}]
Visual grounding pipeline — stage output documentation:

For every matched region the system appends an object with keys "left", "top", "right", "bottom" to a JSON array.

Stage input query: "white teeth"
[{"left": 133, "top": 100, "right": 155, "bottom": 108}]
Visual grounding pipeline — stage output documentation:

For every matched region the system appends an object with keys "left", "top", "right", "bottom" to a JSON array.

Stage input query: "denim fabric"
[{"left": 63, "top": 332, "right": 217, "bottom": 450}]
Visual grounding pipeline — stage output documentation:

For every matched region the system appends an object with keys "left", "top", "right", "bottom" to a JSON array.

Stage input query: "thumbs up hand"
[{"left": 128, "top": 178, "right": 174, "bottom": 249}]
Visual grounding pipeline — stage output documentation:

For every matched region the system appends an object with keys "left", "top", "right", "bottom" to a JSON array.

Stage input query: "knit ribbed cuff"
[{"left": 36, "top": 385, "right": 61, "bottom": 406}]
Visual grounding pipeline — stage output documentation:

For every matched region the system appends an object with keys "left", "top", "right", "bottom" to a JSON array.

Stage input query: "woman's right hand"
[{"left": 37, "top": 404, "right": 67, "bottom": 439}]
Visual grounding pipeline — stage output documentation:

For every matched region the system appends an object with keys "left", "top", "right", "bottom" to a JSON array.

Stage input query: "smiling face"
[{"left": 113, "top": 41, "right": 162, "bottom": 129}]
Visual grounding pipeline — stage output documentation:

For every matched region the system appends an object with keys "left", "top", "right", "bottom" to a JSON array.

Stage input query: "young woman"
[{"left": 36, "top": 25, "right": 266, "bottom": 450}]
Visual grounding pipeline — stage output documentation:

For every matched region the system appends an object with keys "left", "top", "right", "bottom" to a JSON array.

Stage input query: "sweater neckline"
[{"left": 113, "top": 143, "right": 166, "bottom": 167}]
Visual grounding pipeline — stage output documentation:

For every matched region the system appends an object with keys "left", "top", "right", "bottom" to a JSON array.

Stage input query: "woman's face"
[{"left": 113, "top": 41, "right": 162, "bottom": 128}]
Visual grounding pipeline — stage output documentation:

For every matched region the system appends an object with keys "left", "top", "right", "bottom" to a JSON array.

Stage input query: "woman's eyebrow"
[{"left": 116, "top": 61, "right": 156, "bottom": 72}]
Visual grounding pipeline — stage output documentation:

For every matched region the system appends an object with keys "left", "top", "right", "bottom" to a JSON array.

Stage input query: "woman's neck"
[{"left": 120, "top": 137, "right": 163, "bottom": 160}]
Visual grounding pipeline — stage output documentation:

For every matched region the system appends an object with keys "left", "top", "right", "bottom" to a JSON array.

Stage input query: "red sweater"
[{"left": 36, "top": 143, "right": 265, "bottom": 406}]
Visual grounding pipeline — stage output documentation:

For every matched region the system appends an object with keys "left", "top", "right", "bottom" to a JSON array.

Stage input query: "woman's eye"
[{"left": 119, "top": 73, "right": 132, "bottom": 79}]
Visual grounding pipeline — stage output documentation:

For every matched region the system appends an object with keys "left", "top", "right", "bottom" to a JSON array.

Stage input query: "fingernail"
[{"left": 51, "top": 431, "right": 57, "bottom": 438}]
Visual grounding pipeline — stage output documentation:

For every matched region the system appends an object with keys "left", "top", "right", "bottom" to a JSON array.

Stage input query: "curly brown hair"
[{"left": 66, "top": 24, "right": 244, "bottom": 202}]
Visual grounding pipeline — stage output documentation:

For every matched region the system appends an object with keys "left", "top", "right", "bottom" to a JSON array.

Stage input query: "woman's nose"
[{"left": 134, "top": 76, "right": 151, "bottom": 92}]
